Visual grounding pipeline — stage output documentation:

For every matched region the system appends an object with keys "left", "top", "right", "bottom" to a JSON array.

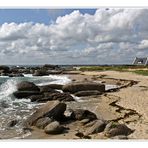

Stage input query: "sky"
[{"left": 0, "top": 8, "right": 148, "bottom": 65}]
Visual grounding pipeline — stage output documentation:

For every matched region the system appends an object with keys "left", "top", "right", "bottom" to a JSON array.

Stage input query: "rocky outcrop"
[
  {"left": 104, "top": 122, "right": 133, "bottom": 137},
  {"left": 74, "top": 90, "right": 102, "bottom": 97},
  {"left": 17, "top": 81, "right": 40, "bottom": 92},
  {"left": 62, "top": 82, "right": 105, "bottom": 93},
  {"left": 37, "top": 92, "right": 74, "bottom": 102},
  {"left": 84, "top": 120, "right": 106, "bottom": 135},
  {"left": 70, "top": 109, "right": 97, "bottom": 121},
  {"left": 0, "top": 65, "right": 10, "bottom": 73},
  {"left": 44, "top": 121, "right": 65, "bottom": 134},
  {"left": 25, "top": 101, "right": 66, "bottom": 126},
  {"left": 36, "top": 117, "right": 52, "bottom": 129},
  {"left": 13, "top": 91, "right": 41, "bottom": 99}
]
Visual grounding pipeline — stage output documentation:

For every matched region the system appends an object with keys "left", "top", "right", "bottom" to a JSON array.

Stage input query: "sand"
[{"left": 26, "top": 70, "right": 148, "bottom": 139}]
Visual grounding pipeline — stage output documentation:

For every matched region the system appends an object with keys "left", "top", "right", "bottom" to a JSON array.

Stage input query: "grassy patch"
[
  {"left": 79, "top": 66, "right": 130, "bottom": 72},
  {"left": 133, "top": 70, "right": 148, "bottom": 76}
]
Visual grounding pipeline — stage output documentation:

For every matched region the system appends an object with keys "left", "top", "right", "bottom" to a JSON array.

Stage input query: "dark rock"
[
  {"left": 9, "top": 73, "right": 24, "bottom": 77},
  {"left": 62, "top": 82, "right": 105, "bottom": 93},
  {"left": 39, "top": 85, "right": 57, "bottom": 93},
  {"left": 13, "top": 91, "right": 41, "bottom": 99},
  {"left": 0, "top": 65, "right": 10, "bottom": 73},
  {"left": 41, "top": 84, "right": 63, "bottom": 90},
  {"left": 104, "top": 122, "right": 133, "bottom": 137},
  {"left": 17, "top": 81, "right": 40, "bottom": 92},
  {"left": 36, "top": 117, "right": 52, "bottom": 129},
  {"left": 42, "top": 64, "right": 59, "bottom": 70},
  {"left": 33, "top": 69, "right": 48, "bottom": 76},
  {"left": 74, "top": 90, "right": 102, "bottom": 97},
  {"left": 29, "top": 95, "right": 44, "bottom": 102},
  {"left": 7, "top": 120, "right": 18, "bottom": 127},
  {"left": 70, "top": 109, "right": 97, "bottom": 121},
  {"left": 47, "top": 70, "right": 62, "bottom": 74},
  {"left": 37, "top": 92, "right": 74, "bottom": 102},
  {"left": 44, "top": 121, "right": 65, "bottom": 134},
  {"left": 25, "top": 101, "right": 66, "bottom": 126},
  {"left": 85, "top": 120, "right": 106, "bottom": 135}
]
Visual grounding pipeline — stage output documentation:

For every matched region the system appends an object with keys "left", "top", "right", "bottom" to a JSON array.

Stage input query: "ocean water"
[{"left": 0, "top": 74, "right": 71, "bottom": 139}]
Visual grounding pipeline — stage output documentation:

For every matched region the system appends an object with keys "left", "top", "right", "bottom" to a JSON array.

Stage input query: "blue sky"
[
  {"left": 0, "top": 8, "right": 148, "bottom": 65},
  {"left": 0, "top": 9, "right": 97, "bottom": 24}
]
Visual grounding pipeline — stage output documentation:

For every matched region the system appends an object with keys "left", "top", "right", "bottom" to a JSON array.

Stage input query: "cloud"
[{"left": 1, "top": 8, "right": 148, "bottom": 65}]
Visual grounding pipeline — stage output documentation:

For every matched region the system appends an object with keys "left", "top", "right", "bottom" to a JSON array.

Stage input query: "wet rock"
[
  {"left": 0, "top": 65, "right": 10, "bottom": 73},
  {"left": 62, "top": 82, "right": 105, "bottom": 93},
  {"left": 37, "top": 92, "right": 74, "bottom": 102},
  {"left": 33, "top": 69, "right": 48, "bottom": 76},
  {"left": 42, "top": 64, "right": 60, "bottom": 70},
  {"left": 9, "top": 73, "right": 24, "bottom": 77},
  {"left": 36, "top": 117, "right": 52, "bottom": 129},
  {"left": 13, "top": 91, "right": 41, "bottom": 99},
  {"left": 74, "top": 90, "right": 102, "bottom": 97},
  {"left": 84, "top": 120, "right": 106, "bottom": 135},
  {"left": 25, "top": 101, "right": 66, "bottom": 126},
  {"left": 29, "top": 95, "right": 44, "bottom": 102},
  {"left": 104, "top": 122, "right": 133, "bottom": 137},
  {"left": 39, "top": 86, "right": 57, "bottom": 93},
  {"left": 44, "top": 121, "right": 65, "bottom": 134},
  {"left": 7, "top": 120, "right": 18, "bottom": 127},
  {"left": 70, "top": 109, "right": 97, "bottom": 121},
  {"left": 40, "top": 84, "right": 63, "bottom": 90},
  {"left": 17, "top": 81, "right": 40, "bottom": 92}
]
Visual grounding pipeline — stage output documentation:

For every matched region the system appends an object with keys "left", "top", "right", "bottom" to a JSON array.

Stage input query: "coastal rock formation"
[
  {"left": 17, "top": 81, "right": 40, "bottom": 92},
  {"left": 62, "top": 82, "right": 105, "bottom": 93},
  {"left": 13, "top": 91, "right": 41, "bottom": 99},
  {"left": 84, "top": 120, "right": 106, "bottom": 135},
  {"left": 70, "top": 109, "right": 97, "bottom": 121},
  {"left": 38, "top": 92, "right": 74, "bottom": 102},
  {"left": 44, "top": 121, "right": 65, "bottom": 134},
  {"left": 74, "top": 90, "right": 102, "bottom": 97},
  {"left": 39, "top": 84, "right": 63, "bottom": 92},
  {"left": 25, "top": 101, "right": 66, "bottom": 126},
  {"left": 0, "top": 65, "right": 10, "bottom": 73},
  {"left": 36, "top": 117, "right": 52, "bottom": 129},
  {"left": 104, "top": 122, "right": 133, "bottom": 137}
]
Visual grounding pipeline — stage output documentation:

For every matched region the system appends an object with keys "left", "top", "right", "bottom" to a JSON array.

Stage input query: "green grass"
[
  {"left": 79, "top": 66, "right": 130, "bottom": 72},
  {"left": 133, "top": 70, "right": 148, "bottom": 76}
]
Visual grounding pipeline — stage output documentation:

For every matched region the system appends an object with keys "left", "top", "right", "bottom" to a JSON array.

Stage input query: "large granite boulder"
[
  {"left": 13, "top": 91, "right": 41, "bottom": 99},
  {"left": 62, "top": 82, "right": 105, "bottom": 93},
  {"left": 70, "top": 109, "right": 97, "bottom": 121},
  {"left": 44, "top": 121, "right": 65, "bottom": 134},
  {"left": 104, "top": 122, "right": 133, "bottom": 137},
  {"left": 17, "top": 81, "right": 40, "bottom": 92},
  {"left": 33, "top": 69, "right": 48, "bottom": 76},
  {"left": 36, "top": 117, "right": 52, "bottom": 129},
  {"left": 74, "top": 90, "right": 102, "bottom": 97},
  {"left": 0, "top": 65, "right": 10, "bottom": 73},
  {"left": 85, "top": 120, "right": 106, "bottom": 135},
  {"left": 39, "top": 84, "right": 63, "bottom": 90},
  {"left": 25, "top": 101, "right": 66, "bottom": 126},
  {"left": 37, "top": 92, "right": 74, "bottom": 102}
]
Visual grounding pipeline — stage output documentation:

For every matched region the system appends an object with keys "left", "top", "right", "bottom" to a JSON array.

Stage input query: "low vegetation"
[
  {"left": 79, "top": 65, "right": 148, "bottom": 72},
  {"left": 132, "top": 70, "right": 148, "bottom": 76}
]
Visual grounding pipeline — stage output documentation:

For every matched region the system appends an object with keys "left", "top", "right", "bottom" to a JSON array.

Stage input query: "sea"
[{"left": 0, "top": 73, "right": 71, "bottom": 139}]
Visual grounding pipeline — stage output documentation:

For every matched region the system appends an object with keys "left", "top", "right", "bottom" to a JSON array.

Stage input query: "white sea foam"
[{"left": 37, "top": 75, "right": 71, "bottom": 86}]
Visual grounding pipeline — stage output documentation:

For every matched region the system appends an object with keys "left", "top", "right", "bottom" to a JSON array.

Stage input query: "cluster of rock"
[
  {"left": 11, "top": 80, "right": 134, "bottom": 139},
  {"left": 0, "top": 65, "right": 63, "bottom": 77},
  {"left": 23, "top": 100, "right": 133, "bottom": 139},
  {"left": 13, "top": 81, "right": 106, "bottom": 102}
]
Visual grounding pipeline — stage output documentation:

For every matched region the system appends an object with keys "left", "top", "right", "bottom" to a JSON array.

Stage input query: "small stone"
[{"left": 36, "top": 117, "right": 52, "bottom": 129}]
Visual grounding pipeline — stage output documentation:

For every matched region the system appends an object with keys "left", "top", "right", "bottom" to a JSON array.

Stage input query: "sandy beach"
[{"left": 21, "top": 69, "right": 148, "bottom": 139}]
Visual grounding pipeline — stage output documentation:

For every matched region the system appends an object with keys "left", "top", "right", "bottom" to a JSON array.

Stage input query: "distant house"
[{"left": 132, "top": 57, "right": 148, "bottom": 65}]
